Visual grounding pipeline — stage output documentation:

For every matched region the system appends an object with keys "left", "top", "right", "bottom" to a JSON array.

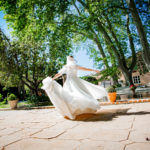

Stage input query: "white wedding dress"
[{"left": 42, "top": 62, "right": 108, "bottom": 119}]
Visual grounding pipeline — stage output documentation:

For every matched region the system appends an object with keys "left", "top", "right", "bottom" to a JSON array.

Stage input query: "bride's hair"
[{"left": 67, "top": 56, "right": 76, "bottom": 65}]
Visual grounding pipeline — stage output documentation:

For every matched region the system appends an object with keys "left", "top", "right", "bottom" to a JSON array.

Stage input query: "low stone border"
[
  {"left": 0, "top": 105, "right": 55, "bottom": 111},
  {"left": 0, "top": 99, "right": 150, "bottom": 111},
  {"left": 100, "top": 99, "right": 150, "bottom": 105}
]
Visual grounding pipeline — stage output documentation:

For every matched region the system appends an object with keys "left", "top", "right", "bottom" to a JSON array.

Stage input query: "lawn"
[
  {"left": 0, "top": 101, "right": 53, "bottom": 109},
  {"left": 0, "top": 101, "right": 33, "bottom": 109}
]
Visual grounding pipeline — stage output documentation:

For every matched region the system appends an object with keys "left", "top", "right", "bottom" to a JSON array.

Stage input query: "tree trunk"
[
  {"left": 77, "top": 0, "right": 134, "bottom": 87},
  {"left": 131, "top": 88, "right": 136, "bottom": 98},
  {"left": 121, "top": 68, "right": 133, "bottom": 86},
  {"left": 112, "top": 76, "right": 119, "bottom": 85},
  {"left": 126, "top": 0, "right": 150, "bottom": 71},
  {"left": 94, "top": 37, "right": 109, "bottom": 69},
  {"left": 18, "top": 81, "right": 26, "bottom": 100},
  {"left": 94, "top": 36, "right": 119, "bottom": 85},
  {"left": 96, "top": 21, "right": 136, "bottom": 87},
  {"left": 126, "top": 13, "right": 137, "bottom": 71}
]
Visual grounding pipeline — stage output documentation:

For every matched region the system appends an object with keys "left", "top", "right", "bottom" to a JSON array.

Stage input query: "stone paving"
[{"left": 0, "top": 103, "right": 150, "bottom": 150}]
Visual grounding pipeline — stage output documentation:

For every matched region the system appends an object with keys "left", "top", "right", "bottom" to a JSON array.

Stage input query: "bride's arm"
[
  {"left": 52, "top": 73, "right": 62, "bottom": 80},
  {"left": 77, "top": 66, "right": 100, "bottom": 73},
  {"left": 52, "top": 65, "right": 67, "bottom": 80}
]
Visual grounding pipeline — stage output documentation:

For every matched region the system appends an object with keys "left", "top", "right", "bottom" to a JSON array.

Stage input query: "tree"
[
  {"left": 0, "top": 21, "right": 71, "bottom": 95},
  {"left": 68, "top": 1, "right": 120, "bottom": 85},
  {"left": 1, "top": 0, "right": 149, "bottom": 88},
  {"left": 0, "top": 0, "right": 120, "bottom": 85},
  {"left": 0, "top": 0, "right": 73, "bottom": 95},
  {"left": 126, "top": 0, "right": 150, "bottom": 71},
  {"left": 73, "top": 0, "right": 137, "bottom": 86},
  {"left": 0, "top": 28, "right": 19, "bottom": 88}
]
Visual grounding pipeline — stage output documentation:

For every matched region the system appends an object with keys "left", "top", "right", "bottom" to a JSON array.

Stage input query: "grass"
[
  {"left": 0, "top": 101, "right": 33, "bottom": 109},
  {"left": 0, "top": 101, "right": 53, "bottom": 109},
  {"left": 0, "top": 103, "right": 9, "bottom": 108}
]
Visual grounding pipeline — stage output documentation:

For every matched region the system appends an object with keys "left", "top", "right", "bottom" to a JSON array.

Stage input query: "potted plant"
[
  {"left": 107, "top": 85, "right": 117, "bottom": 102},
  {"left": 7, "top": 93, "right": 18, "bottom": 109}
]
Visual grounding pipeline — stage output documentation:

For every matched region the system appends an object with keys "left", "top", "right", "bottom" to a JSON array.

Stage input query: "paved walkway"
[{"left": 0, "top": 103, "right": 150, "bottom": 150}]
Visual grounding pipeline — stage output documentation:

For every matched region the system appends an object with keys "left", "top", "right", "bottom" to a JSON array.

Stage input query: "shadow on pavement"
[{"left": 74, "top": 108, "right": 150, "bottom": 122}]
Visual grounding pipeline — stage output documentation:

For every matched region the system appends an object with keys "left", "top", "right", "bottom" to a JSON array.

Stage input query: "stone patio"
[{"left": 0, "top": 102, "right": 150, "bottom": 150}]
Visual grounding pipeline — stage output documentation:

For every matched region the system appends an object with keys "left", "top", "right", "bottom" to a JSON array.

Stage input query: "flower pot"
[
  {"left": 108, "top": 92, "right": 117, "bottom": 102},
  {"left": 8, "top": 100, "right": 18, "bottom": 109}
]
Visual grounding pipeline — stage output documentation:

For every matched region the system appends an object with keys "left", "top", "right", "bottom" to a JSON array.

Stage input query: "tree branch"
[
  {"left": 126, "top": 14, "right": 136, "bottom": 70},
  {"left": 104, "top": 14, "right": 127, "bottom": 69},
  {"left": 73, "top": 0, "right": 82, "bottom": 15},
  {"left": 21, "top": 79, "right": 35, "bottom": 91}
]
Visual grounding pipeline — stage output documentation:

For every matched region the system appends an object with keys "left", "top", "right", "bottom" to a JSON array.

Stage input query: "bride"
[{"left": 42, "top": 56, "right": 108, "bottom": 119}]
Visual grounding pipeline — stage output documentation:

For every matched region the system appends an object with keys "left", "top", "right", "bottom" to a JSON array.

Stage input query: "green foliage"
[
  {"left": 7, "top": 93, "right": 17, "bottom": 101},
  {"left": 0, "top": 93, "right": 9, "bottom": 105},
  {"left": 0, "top": 0, "right": 73, "bottom": 96},
  {"left": 98, "top": 67, "right": 120, "bottom": 82},
  {"left": 113, "top": 84, "right": 122, "bottom": 88},
  {"left": 26, "top": 94, "right": 52, "bottom": 106},
  {"left": 0, "top": 0, "right": 149, "bottom": 86},
  {"left": 0, "top": 93, "right": 3, "bottom": 102},
  {"left": 107, "top": 85, "right": 116, "bottom": 93},
  {"left": 0, "top": 98, "right": 7, "bottom": 105},
  {"left": 81, "top": 76, "right": 98, "bottom": 85},
  {"left": 0, "top": 93, "right": 2, "bottom": 100}
]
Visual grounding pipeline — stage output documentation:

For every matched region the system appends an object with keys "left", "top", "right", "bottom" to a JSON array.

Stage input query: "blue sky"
[
  {"left": 0, "top": 11, "right": 97, "bottom": 77},
  {"left": 0, "top": 11, "right": 13, "bottom": 37}
]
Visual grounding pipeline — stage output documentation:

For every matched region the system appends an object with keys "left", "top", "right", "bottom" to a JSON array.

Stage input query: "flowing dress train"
[
  {"left": 59, "top": 65, "right": 108, "bottom": 99},
  {"left": 42, "top": 64, "right": 108, "bottom": 119},
  {"left": 42, "top": 77, "right": 100, "bottom": 119}
]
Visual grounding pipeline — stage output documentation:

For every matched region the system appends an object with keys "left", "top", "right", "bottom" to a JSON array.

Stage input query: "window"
[{"left": 133, "top": 76, "right": 141, "bottom": 84}]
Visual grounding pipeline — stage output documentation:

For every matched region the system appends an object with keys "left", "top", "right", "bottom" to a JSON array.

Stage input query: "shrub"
[
  {"left": 107, "top": 85, "right": 116, "bottom": 93},
  {"left": 0, "top": 94, "right": 3, "bottom": 102},
  {"left": 114, "top": 84, "right": 122, "bottom": 88},
  {"left": 0, "top": 98, "right": 7, "bottom": 105},
  {"left": 81, "top": 76, "right": 98, "bottom": 85},
  {"left": 7, "top": 93, "right": 17, "bottom": 101},
  {"left": 26, "top": 94, "right": 52, "bottom": 106},
  {"left": 0, "top": 94, "right": 7, "bottom": 105}
]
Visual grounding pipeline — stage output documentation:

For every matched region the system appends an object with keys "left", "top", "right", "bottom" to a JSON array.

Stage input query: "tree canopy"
[{"left": 0, "top": 0, "right": 149, "bottom": 91}]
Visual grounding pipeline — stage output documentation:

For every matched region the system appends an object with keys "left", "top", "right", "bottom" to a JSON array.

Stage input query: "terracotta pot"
[
  {"left": 108, "top": 92, "right": 117, "bottom": 102},
  {"left": 8, "top": 100, "right": 18, "bottom": 109}
]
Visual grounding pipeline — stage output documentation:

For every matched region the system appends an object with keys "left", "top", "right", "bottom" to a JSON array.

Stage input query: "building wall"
[
  {"left": 98, "top": 80, "right": 112, "bottom": 88},
  {"left": 119, "top": 71, "right": 150, "bottom": 85},
  {"left": 140, "top": 72, "right": 150, "bottom": 85}
]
